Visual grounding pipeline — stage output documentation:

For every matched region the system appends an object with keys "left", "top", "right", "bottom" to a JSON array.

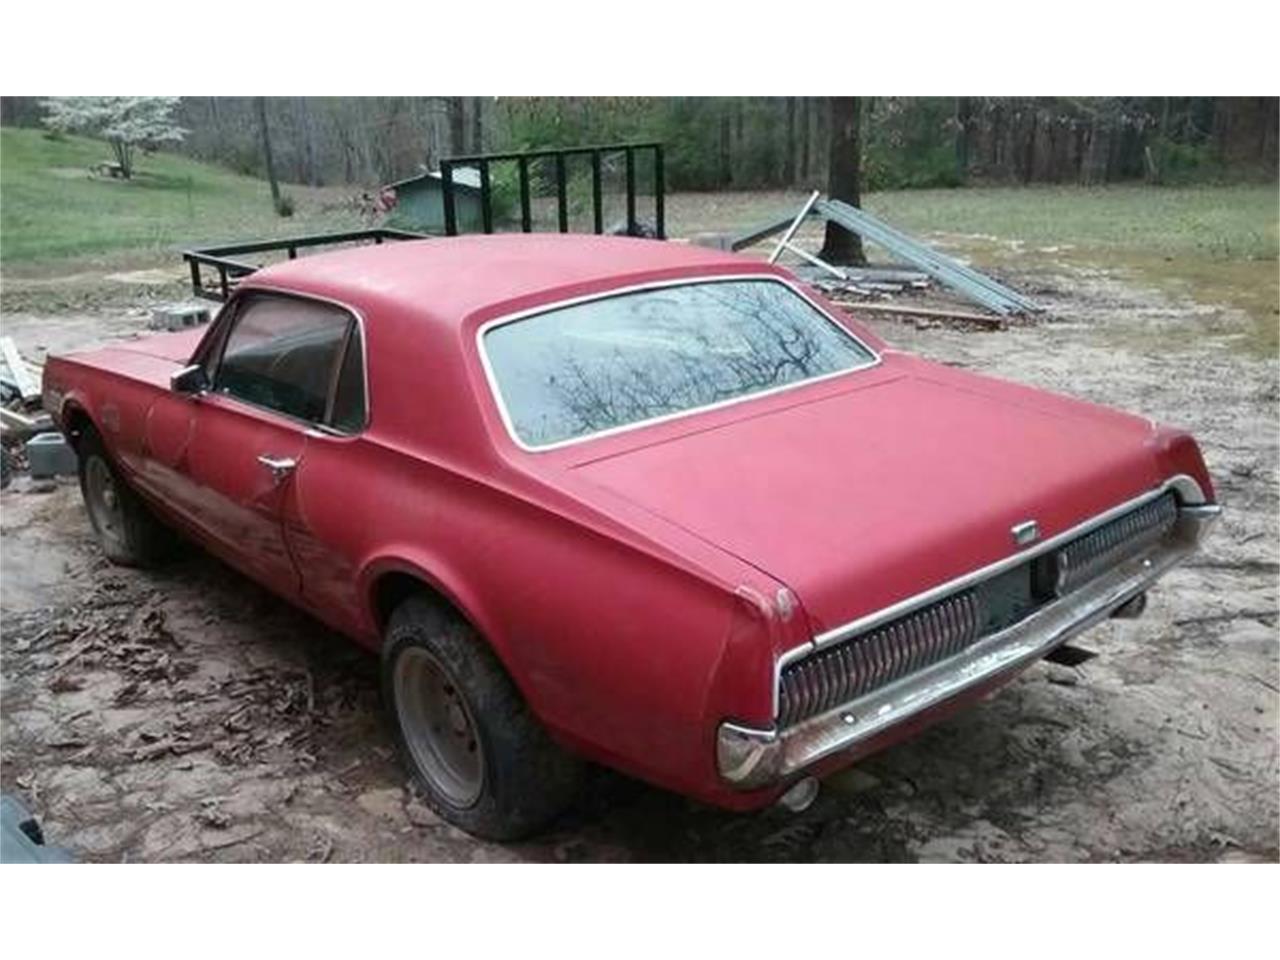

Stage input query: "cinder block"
[
  {"left": 150, "top": 303, "right": 211, "bottom": 332},
  {"left": 689, "top": 232, "right": 735, "bottom": 251},
  {"left": 26, "top": 432, "right": 78, "bottom": 479}
]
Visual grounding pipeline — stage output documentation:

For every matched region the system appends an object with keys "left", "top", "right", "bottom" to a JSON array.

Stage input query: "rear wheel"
[
  {"left": 77, "top": 427, "right": 174, "bottom": 566},
  {"left": 382, "top": 596, "right": 582, "bottom": 840}
]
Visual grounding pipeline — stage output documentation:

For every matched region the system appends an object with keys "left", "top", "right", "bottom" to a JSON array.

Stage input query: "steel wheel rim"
[
  {"left": 393, "top": 647, "right": 485, "bottom": 808},
  {"left": 85, "top": 456, "right": 124, "bottom": 546}
]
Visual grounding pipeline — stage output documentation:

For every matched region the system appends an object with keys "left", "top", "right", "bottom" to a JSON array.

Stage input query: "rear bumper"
[{"left": 716, "top": 498, "right": 1220, "bottom": 789}]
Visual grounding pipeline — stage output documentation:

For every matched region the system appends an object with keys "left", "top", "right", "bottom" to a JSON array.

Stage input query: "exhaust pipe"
[
  {"left": 1111, "top": 592, "right": 1148, "bottom": 620},
  {"left": 777, "top": 777, "right": 820, "bottom": 813}
]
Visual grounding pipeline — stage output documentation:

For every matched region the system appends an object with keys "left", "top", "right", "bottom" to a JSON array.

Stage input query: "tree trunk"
[
  {"left": 800, "top": 97, "right": 811, "bottom": 182},
  {"left": 298, "top": 98, "right": 319, "bottom": 186},
  {"left": 447, "top": 97, "right": 466, "bottom": 156},
  {"left": 471, "top": 97, "right": 484, "bottom": 153},
  {"left": 733, "top": 98, "right": 745, "bottom": 184},
  {"left": 719, "top": 102, "right": 732, "bottom": 187},
  {"left": 784, "top": 97, "right": 796, "bottom": 185},
  {"left": 954, "top": 97, "right": 972, "bottom": 183},
  {"left": 1020, "top": 107, "right": 1037, "bottom": 183},
  {"left": 256, "top": 96, "right": 283, "bottom": 214},
  {"left": 815, "top": 97, "right": 829, "bottom": 181},
  {"left": 819, "top": 97, "right": 866, "bottom": 266},
  {"left": 111, "top": 138, "right": 133, "bottom": 179}
]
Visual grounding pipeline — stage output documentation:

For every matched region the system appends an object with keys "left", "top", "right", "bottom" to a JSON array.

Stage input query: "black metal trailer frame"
[
  {"left": 181, "top": 228, "right": 428, "bottom": 302},
  {"left": 439, "top": 143, "right": 664, "bottom": 240},
  {"left": 181, "top": 143, "right": 666, "bottom": 303}
]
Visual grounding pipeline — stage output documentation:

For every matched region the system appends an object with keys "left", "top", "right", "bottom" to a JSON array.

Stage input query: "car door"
[
  {"left": 183, "top": 291, "right": 355, "bottom": 600},
  {"left": 277, "top": 321, "right": 374, "bottom": 638}
]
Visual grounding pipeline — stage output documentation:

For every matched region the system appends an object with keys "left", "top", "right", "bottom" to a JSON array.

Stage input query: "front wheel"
[{"left": 382, "top": 596, "right": 582, "bottom": 840}]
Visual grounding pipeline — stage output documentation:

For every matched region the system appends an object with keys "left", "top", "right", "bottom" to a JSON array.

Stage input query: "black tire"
[
  {"left": 77, "top": 426, "right": 175, "bottom": 566},
  {"left": 382, "top": 596, "right": 582, "bottom": 841}
]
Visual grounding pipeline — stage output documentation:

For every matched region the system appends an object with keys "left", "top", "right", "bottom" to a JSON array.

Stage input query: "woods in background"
[{"left": 2, "top": 96, "right": 1275, "bottom": 193}]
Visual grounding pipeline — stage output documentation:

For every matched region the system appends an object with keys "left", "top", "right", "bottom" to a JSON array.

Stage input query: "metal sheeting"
[{"left": 814, "top": 198, "right": 1043, "bottom": 316}]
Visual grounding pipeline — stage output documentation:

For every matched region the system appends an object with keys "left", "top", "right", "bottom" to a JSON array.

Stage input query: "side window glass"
[
  {"left": 214, "top": 295, "right": 351, "bottom": 424},
  {"left": 329, "top": 327, "right": 367, "bottom": 433}
]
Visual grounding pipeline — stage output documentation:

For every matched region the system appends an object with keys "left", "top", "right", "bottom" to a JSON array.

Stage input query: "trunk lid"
[{"left": 570, "top": 355, "right": 1163, "bottom": 634}]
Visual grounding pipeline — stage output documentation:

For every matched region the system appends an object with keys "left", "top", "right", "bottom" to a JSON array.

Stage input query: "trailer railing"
[
  {"left": 181, "top": 227, "right": 428, "bottom": 302},
  {"left": 439, "top": 143, "right": 664, "bottom": 240}
]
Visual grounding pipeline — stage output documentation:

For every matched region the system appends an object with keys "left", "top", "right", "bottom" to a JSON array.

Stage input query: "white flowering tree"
[{"left": 41, "top": 97, "right": 187, "bottom": 179}]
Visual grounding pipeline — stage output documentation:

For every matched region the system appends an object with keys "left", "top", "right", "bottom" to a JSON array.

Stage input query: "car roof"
[{"left": 243, "top": 234, "right": 768, "bottom": 324}]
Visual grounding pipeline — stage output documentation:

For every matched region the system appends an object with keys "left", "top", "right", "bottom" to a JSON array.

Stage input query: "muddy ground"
[{"left": 1, "top": 249, "right": 1277, "bottom": 863}]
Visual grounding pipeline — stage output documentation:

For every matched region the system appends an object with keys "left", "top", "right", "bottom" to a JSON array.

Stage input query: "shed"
[{"left": 384, "top": 166, "right": 485, "bottom": 235}]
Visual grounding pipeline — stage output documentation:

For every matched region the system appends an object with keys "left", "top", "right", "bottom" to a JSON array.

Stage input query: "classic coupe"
[{"left": 41, "top": 234, "right": 1219, "bottom": 839}]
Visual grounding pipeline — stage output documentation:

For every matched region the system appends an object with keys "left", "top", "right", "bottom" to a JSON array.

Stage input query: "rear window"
[{"left": 481, "top": 278, "right": 876, "bottom": 448}]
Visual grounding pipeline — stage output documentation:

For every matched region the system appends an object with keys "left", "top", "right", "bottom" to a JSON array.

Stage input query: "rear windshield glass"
[{"left": 482, "top": 278, "right": 876, "bottom": 448}]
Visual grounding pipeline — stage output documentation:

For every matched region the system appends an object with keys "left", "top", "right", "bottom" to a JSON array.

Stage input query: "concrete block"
[
  {"left": 150, "top": 303, "right": 211, "bottom": 332},
  {"left": 689, "top": 232, "right": 735, "bottom": 251},
  {"left": 26, "top": 432, "right": 77, "bottom": 479}
]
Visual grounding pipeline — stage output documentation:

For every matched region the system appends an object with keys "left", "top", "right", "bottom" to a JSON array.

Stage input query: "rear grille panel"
[
  {"left": 777, "top": 492, "right": 1181, "bottom": 729},
  {"left": 777, "top": 589, "right": 984, "bottom": 728},
  {"left": 1057, "top": 492, "right": 1177, "bottom": 593}
]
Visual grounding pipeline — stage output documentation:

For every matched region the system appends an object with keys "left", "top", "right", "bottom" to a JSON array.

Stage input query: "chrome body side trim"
[
  {"left": 473, "top": 274, "right": 883, "bottom": 454},
  {"left": 724, "top": 491, "right": 1220, "bottom": 789}
]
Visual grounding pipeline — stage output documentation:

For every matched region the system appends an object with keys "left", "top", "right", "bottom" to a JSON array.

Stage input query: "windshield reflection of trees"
[{"left": 528, "top": 282, "right": 868, "bottom": 443}]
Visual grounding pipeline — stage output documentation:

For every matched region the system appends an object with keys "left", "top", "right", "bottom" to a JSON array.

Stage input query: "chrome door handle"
[{"left": 257, "top": 454, "right": 297, "bottom": 481}]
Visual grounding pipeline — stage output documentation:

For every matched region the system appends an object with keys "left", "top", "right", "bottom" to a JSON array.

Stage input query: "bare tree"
[
  {"left": 255, "top": 97, "right": 284, "bottom": 214},
  {"left": 719, "top": 101, "right": 732, "bottom": 184},
  {"left": 447, "top": 97, "right": 466, "bottom": 156},
  {"left": 819, "top": 97, "right": 865, "bottom": 265},
  {"left": 954, "top": 96, "right": 973, "bottom": 183},
  {"left": 471, "top": 97, "right": 484, "bottom": 153},
  {"left": 784, "top": 97, "right": 796, "bottom": 184},
  {"left": 799, "top": 97, "right": 811, "bottom": 182}
]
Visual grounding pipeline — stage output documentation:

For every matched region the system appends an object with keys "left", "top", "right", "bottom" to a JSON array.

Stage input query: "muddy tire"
[
  {"left": 382, "top": 596, "right": 582, "bottom": 841},
  {"left": 77, "top": 427, "right": 175, "bottom": 566}
]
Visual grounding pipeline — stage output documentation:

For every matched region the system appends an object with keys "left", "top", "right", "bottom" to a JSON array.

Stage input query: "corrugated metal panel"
[{"left": 814, "top": 198, "right": 1043, "bottom": 316}]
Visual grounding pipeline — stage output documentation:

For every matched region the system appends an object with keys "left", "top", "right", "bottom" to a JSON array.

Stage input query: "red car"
[{"left": 42, "top": 235, "right": 1219, "bottom": 839}]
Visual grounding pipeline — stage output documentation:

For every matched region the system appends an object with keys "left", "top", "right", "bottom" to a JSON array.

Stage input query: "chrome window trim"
[
  {"left": 198, "top": 284, "right": 372, "bottom": 438},
  {"left": 768, "top": 473, "right": 1210, "bottom": 716},
  {"left": 473, "top": 273, "right": 883, "bottom": 454}
]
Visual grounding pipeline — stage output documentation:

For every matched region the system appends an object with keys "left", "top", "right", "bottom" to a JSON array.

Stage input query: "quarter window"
[
  {"left": 212, "top": 293, "right": 366, "bottom": 431},
  {"left": 330, "top": 323, "right": 367, "bottom": 433}
]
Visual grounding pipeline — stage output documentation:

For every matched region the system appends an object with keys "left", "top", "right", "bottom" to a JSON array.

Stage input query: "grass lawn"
[
  {"left": 0, "top": 126, "right": 364, "bottom": 264},
  {"left": 2, "top": 125, "right": 1275, "bottom": 350},
  {"left": 670, "top": 183, "right": 1278, "bottom": 352},
  {"left": 872, "top": 184, "right": 1279, "bottom": 261},
  {"left": 670, "top": 183, "right": 1279, "bottom": 261}
]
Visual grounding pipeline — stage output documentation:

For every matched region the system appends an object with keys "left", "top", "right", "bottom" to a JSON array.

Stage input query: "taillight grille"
[
  {"left": 777, "top": 491, "right": 1182, "bottom": 729},
  {"left": 1057, "top": 492, "right": 1177, "bottom": 593},
  {"left": 777, "top": 589, "right": 983, "bottom": 728}
]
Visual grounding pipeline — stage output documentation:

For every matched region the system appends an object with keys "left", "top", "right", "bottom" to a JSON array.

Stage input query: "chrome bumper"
[{"left": 717, "top": 501, "right": 1220, "bottom": 788}]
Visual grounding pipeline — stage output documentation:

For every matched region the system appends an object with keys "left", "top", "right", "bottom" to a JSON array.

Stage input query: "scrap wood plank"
[
  {"left": 832, "top": 300, "right": 1007, "bottom": 330},
  {"left": 0, "top": 337, "right": 40, "bottom": 399},
  {"left": 1, "top": 405, "right": 53, "bottom": 435}
]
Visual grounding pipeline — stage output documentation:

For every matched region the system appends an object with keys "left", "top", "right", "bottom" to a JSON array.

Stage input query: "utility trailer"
[
  {"left": 439, "top": 142, "right": 665, "bottom": 240},
  {"left": 182, "top": 143, "right": 667, "bottom": 303},
  {"left": 182, "top": 227, "right": 428, "bottom": 303}
]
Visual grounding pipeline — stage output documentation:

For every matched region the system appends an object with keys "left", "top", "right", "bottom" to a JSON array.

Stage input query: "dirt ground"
[{"left": 1, "top": 244, "right": 1277, "bottom": 862}]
